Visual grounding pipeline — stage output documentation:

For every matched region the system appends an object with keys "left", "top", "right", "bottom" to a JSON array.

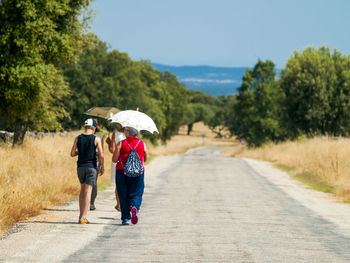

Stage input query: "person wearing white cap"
[{"left": 70, "top": 119, "right": 104, "bottom": 224}]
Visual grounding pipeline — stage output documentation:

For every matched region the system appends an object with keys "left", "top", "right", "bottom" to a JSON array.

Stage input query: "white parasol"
[{"left": 109, "top": 110, "right": 159, "bottom": 134}]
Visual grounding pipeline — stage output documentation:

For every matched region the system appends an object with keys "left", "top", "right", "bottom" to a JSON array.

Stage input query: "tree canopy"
[
  {"left": 2, "top": 0, "right": 350, "bottom": 149},
  {"left": 280, "top": 46, "right": 350, "bottom": 137},
  {"left": 0, "top": 0, "right": 91, "bottom": 145},
  {"left": 226, "top": 60, "right": 283, "bottom": 146},
  {"left": 182, "top": 89, "right": 218, "bottom": 135},
  {"left": 62, "top": 34, "right": 188, "bottom": 143},
  {"left": 220, "top": 47, "right": 350, "bottom": 147}
]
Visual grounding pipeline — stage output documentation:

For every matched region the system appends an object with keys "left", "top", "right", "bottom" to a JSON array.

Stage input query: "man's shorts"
[{"left": 77, "top": 167, "right": 97, "bottom": 185}]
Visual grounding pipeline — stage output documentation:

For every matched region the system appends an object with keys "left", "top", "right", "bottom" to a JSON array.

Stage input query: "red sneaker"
[{"left": 131, "top": 206, "right": 138, "bottom": 225}]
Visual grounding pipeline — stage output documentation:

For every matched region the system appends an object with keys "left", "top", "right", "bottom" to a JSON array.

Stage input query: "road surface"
[{"left": 1, "top": 146, "right": 350, "bottom": 262}]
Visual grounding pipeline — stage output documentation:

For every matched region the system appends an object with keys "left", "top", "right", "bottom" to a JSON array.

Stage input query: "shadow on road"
[
  {"left": 23, "top": 221, "right": 121, "bottom": 226},
  {"left": 43, "top": 208, "right": 79, "bottom": 212}
]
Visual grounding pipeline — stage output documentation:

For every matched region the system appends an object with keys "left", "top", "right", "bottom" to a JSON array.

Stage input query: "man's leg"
[
  {"left": 90, "top": 183, "right": 97, "bottom": 210},
  {"left": 80, "top": 167, "right": 96, "bottom": 222},
  {"left": 81, "top": 183, "right": 93, "bottom": 219},
  {"left": 79, "top": 184, "right": 85, "bottom": 221},
  {"left": 91, "top": 184, "right": 97, "bottom": 204},
  {"left": 90, "top": 167, "right": 99, "bottom": 210},
  {"left": 77, "top": 167, "right": 85, "bottom": 221}
]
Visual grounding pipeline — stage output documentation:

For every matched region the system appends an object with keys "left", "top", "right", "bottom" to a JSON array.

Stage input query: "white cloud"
[{"left": 180, "top": 78, "right": 238, "bottom": 84}]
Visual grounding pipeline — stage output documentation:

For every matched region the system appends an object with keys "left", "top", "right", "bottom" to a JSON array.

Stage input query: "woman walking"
[
  {"left": 106, "top": 128, "right": 125, "bottom": 211},
  {"left": 112, "top": 127, "right": 147, "bottom": 225}
]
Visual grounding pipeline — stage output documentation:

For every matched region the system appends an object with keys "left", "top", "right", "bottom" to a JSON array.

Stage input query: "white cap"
[{"left": 84, "top": 119, "right": 96, "bottom": 127}]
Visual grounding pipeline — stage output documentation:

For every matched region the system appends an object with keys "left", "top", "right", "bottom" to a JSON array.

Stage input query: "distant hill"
[{"left": 152, "top": 63, "right": 248, "bottom": 97}]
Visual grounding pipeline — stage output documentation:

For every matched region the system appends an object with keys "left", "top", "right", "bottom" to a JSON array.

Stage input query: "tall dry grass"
[
  {"left": 223, "top": 137, "right": 350, "bottom": 200},
  {"left": 0, "top": 133, "right": 113, "bottom": 233},
  {"left": 0, "top": 123, "right": 235, "bottom": 233}
]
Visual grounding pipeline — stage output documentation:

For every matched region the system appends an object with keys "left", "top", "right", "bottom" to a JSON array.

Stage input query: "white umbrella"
[{"left": 109, "top": 110, "right": 159, "bottom": 134}]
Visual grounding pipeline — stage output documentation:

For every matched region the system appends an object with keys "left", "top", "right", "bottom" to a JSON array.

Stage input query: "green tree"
[
  {"left": 184, "top": 103, "right": 215, "bottom": 135},
  {"left": 62, "top": 36, "right": 187, "bottom": 143},
  {"left": 0, "top": 0, "right": 91, "bottom": 145},
  {"left": 183, "top": 90, "right": 217, "bottom": 135},
  {"left": 157, "top": 71, "right": 188, "bottom": 143},
  {"left": 62, "top": 34, "right": 131, "bottom": 129},
  {"left": 207, "top": 95, "right": 236, "bottom": 138},
  {"left": 228, "top": 60, "right": 284, "bottom": 147},
  {"left": 280, "top": 46, "right": 350, "bottom": 137}
]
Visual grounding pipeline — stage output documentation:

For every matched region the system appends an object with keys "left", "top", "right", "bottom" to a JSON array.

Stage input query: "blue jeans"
[{"left": 116, "top": 170, "right": 144, "bottom": 220}]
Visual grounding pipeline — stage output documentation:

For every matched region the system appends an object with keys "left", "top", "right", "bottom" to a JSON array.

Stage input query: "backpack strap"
[{"left": 125, "top": 139, "right": 141, "bottom": 150}]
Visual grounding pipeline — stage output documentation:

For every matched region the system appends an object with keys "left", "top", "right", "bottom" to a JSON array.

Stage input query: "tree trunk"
[
  {"left": 216, "top": 132, "right": 223, "bottom": 138},
  {"left": 12, "top": 121, "right": 28, "bottom": 147},
  {"left": 187, "top": 123, "right": 193, "bottom": 135},
  {"left": 209, "top": 126, "right": 224, "bottom": 138}
]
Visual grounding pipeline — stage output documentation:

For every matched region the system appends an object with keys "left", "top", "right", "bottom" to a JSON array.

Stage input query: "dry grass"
[
  {"left": 223, "top": 137, "right": 350, "bottom": 200},
  {"left": 0, "top": 133, "right": 113, "bottom": 233},
  {"left": 0, "top": 122, "right": 235, "bottom": 233}
]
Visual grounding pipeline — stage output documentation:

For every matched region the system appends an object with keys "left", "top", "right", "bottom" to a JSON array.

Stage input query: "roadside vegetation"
[
  {"left": 219, "top": 48, "right": 350, "bottom": 202},
  {"left": 2, "top": 0, "right": 350, "bottom": 236},
  {"left": 0, "top": 123, "right": 235, "bottom": 234},
  {"left": 224, "top": 136, "right": 350, "bottom": 201},
  {"left": 0, "top": 133, "right": 105, "bottom": 233},
  {"left": 3, "top": 2, "right": 348, "bottom": 150}
]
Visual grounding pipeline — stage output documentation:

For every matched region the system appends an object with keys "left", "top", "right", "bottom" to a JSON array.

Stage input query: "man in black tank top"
[{"left": 71, "top": 119, "right": 104, "bottom": 224}]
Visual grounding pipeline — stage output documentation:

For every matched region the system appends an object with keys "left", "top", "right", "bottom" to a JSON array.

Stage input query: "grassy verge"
[
  {"left": 97, "top": 180, "right": 113, "bottom": 191},
  {"left": 292, "top": 172, "right": 333, "bottom": 193},
  {"left": 0, "top": 122, "right": 235, "bottom": 233},
  {"left": 274, "top": 164, "right": 295, "bottom": 173},
  {"left": 223, "top": 137, "right": 350, "bottom": 200}
]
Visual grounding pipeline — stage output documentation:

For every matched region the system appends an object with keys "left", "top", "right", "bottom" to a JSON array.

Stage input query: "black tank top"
[{"left": 77, "top": 134, "right": 97, "bottom": 168}]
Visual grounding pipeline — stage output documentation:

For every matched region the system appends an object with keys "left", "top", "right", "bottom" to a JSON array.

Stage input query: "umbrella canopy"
[
  {"left": 109, "top": 110, "right": 159, "bottom": 134},
  {"left": 84, "top": 107, "right": 120, "bottom": 119}
]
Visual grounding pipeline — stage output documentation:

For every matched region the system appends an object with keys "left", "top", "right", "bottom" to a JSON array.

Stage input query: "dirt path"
[{"left": 1, "top": 147, "right": 350, "bottom": 262}]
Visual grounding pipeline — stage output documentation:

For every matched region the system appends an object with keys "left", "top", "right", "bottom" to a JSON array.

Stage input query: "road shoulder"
[{"left": 242, "top": 157, "right": 350, "bottom": 235}]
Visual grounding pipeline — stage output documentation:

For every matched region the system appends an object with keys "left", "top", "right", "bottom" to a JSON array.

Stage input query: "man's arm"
[
  {"left": 112, "top": 141, "right": 121, "bottom": 163},
  {"left": 70, "top": 137, "right": 78, "bottom": 157},
  {"left": 95, "top": 137, "right": 104, "bottom": 175}
]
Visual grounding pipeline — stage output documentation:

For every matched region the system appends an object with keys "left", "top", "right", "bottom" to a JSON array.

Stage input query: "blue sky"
[{"left": 90, "top": 0, "right": 350, "bottom": 68}]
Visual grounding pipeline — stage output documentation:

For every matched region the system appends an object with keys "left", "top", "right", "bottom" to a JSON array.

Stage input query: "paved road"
[
  {"left": 62, "top": 147, "right": 350, "bottom": 263},
  {"left": 2, "top": 146, "right": 350, "bottom": 262}
]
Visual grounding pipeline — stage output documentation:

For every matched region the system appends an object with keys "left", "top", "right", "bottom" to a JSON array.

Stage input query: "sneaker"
[
  {"left": 79, "top": 218, "right": 90, "bottom": 224},
  {"left": 90, "top": 204, "right": 96, "bottom": 211},
  {"left": 131, "top": 206, "right": 138, "bottom": 225},
  {"left": 122, "top": 219, "right": 130, "bottom": 225}
]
